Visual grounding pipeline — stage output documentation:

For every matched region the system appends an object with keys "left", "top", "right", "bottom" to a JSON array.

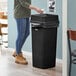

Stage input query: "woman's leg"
[
  {"left": 20, "top": 18, "right": 30, "bottom": 48},
  {"left": 15, "top": 18, "right": 30, "bottom": 54}
]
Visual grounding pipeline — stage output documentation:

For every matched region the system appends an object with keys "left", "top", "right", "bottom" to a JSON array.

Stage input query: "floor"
[{"left": 0, "top": 48, "right": 62, "bottom": 76}]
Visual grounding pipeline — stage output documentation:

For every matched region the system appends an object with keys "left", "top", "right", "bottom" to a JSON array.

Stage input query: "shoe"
[
  {"left": 15, "top": 54, "right": 28, "bottom": 65},
  {"left": 12, "top": 51, "right": 26, "bottom": 60}
]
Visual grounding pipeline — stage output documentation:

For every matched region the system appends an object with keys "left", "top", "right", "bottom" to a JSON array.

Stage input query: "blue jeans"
[{"left": 15, "top": 18, "right": 30, "bottom": 54}]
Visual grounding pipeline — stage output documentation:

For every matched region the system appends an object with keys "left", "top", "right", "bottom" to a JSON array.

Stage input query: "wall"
[
  {"left": 8, "top": 0, "right": 62, "bottom": 59},
  {"left": 67, "top": 0, "right": 76, "bottom": 76}
]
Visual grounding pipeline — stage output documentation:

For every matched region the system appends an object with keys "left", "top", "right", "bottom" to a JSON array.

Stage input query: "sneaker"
[
  {"left": 12, "top": 51, "right": 26, "bottom": 60},
  {"left": 15, "top": 54, "right": 28, "bottom": 65}
]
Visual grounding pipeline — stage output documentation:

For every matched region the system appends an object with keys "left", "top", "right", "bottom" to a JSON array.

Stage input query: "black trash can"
[{"left": 31, "top": 14, "right": 59, "bottom": 69}]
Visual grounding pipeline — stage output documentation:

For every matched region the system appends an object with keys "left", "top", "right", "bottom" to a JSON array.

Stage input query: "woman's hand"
[
  {"left": 35, "top": 7, "right": 43, "bottom": 14},
  {"left": 29, "top": 5, "right": 43, "bottom": 14}
]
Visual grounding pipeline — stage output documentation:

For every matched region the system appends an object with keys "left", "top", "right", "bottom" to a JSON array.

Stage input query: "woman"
[{"left": 12, "top": 0, "right": 43, "bottom": 65}]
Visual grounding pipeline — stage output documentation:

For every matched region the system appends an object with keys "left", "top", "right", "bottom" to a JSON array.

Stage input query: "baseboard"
[{"left": 56, "top": 58, "right": 62, "bottom": 64}]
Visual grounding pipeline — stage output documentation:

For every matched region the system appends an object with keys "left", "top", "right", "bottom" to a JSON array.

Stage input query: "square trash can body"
[{"left": 31, "top": 14, "right": 59, "bottom": 69}]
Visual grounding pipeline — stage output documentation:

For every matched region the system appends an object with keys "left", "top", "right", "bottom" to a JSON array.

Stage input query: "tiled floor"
[{"left": 0, "top": 48, "right": 62, "bottom": 76}]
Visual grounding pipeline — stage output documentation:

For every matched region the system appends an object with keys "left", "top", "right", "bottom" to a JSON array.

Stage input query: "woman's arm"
[{"left": 18, "top": 0, "right": 43, "bottom": 14}]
